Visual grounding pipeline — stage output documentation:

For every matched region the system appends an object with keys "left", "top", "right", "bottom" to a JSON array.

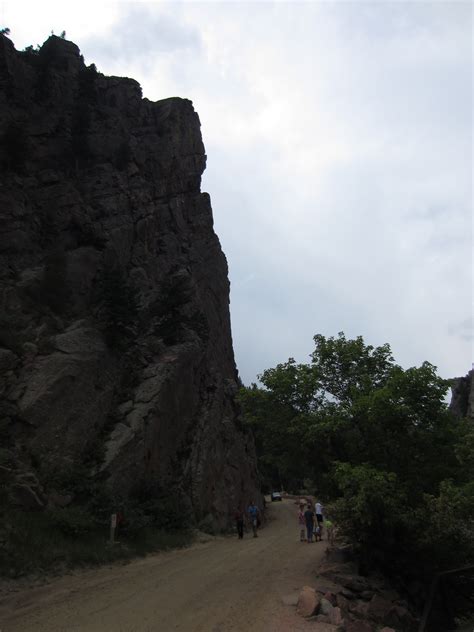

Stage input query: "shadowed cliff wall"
[{"left": 0, "top": 34, "right": 261, "bottom": 529}]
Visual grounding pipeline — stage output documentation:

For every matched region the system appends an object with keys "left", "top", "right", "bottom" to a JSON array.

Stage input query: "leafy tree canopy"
[{"left": 239, "top": 332, "right": 472, "bottom": 576}]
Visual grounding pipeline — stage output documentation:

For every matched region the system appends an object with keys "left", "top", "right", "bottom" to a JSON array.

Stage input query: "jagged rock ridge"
[{"left": 0, "top": 34, "right": 260, "bottom": 527}]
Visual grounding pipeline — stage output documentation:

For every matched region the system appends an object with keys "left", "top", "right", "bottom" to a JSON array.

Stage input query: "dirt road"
[{"left": 0, "top": 499, "right": 327, "bottom": 632}]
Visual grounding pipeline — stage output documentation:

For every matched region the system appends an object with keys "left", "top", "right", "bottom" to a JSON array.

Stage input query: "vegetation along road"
[{"left": 0, "top": 499, "right": 326, "bottom": 632}]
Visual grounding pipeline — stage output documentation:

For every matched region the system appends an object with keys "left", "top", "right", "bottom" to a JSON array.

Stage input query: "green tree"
[{"left": 239, "top": 332, "right": 473, "bottom": 576}]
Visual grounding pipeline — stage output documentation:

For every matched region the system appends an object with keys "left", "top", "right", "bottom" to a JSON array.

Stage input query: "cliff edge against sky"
[{"left": 0, "top": 34, "right": 260, "bottom": 531}]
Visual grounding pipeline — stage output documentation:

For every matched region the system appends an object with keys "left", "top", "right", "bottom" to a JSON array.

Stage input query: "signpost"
[{"left": 110, "top": 513, "right": 117, "bottom": 544}]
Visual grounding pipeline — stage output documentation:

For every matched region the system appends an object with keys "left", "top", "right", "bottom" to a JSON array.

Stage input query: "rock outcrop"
[
  {"left": 292, "top": 547, "right": 419, "bottom": 631},
  {"left": 0, "top": 34, "right": 260, "bottom": 528},
  {"left": 450, "top": 369, "right": 474, "bottom": 421}
]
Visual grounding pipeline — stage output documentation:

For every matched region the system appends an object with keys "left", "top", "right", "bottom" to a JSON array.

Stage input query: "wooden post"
[{"left": 110, "top": 513, "right": 117, "bottom": 544}]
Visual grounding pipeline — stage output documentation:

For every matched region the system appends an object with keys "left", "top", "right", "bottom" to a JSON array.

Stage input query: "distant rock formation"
[
  {"left": 450, "top": 369, "right": 474, "bottom": 421},
  {"left": 0, "top": 34, "right": 261, "bottom": 529}
]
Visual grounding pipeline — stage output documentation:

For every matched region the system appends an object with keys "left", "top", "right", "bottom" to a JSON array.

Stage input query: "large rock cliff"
[{"left": 0, "top": 35, "right": 260, "bottom": 528}]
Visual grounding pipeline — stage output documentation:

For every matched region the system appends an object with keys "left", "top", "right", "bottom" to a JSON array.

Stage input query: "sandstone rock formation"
[{"left": 0, "top": 34, "right": 260, "bottom": 529}]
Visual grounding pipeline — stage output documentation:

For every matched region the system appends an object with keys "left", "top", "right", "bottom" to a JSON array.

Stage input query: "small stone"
[{"left": 281, "top": 593, "right": 299, "bottom": 606}]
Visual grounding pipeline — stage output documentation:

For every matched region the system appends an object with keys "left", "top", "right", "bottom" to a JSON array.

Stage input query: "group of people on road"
[
  {"left": 298, "top": 499, "right": 333, "bottom": 543},
  {"left": 233, "top": 496, "right": 334, "bottom": 544}
]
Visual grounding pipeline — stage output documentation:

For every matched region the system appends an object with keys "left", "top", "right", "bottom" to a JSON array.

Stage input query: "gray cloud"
[
  {"left": 9, "top": 1, "right": 471, "bottom": 384},
  {"left": 83, "top": 4, "right": 202, "bottom": 68}
]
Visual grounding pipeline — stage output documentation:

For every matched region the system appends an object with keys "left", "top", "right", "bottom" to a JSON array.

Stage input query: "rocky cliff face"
[
  {"left": 450, "top": 369, "right": 474, "bottom": 422},
  {"left": 0, "top": 34, "right": 260, "bottom": 528}
]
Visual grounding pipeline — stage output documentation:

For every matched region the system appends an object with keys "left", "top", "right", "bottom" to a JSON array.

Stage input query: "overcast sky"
[{"left": 4, "top": 1, "right": 472, "bottom": 385}]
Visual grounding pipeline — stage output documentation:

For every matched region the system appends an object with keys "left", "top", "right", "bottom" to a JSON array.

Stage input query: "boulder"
[
  {"left": 328, "top": 606, "right": 343, "bottom": 626},
  {"left": 324, "top": 591, "right": 338, "bottom": 606},
  {"left": 336, "top": 593, "right": 351, "bottom": 612},
  {"left": 297, "top": 586, "right": 321, "bottom": 617},
  {"left": 319, "top": 597, "right": 335, "bottom": 616},
  {"left": 349, "top": 600, "right": 369, "bottom": 618}
]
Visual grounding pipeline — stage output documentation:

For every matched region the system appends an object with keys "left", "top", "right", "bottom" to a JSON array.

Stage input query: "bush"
[
  {"left": 332, "top": 463, "right": 409, "bottom": 572},
  {"left": 0, "top": 504, "right": 192, "bottom": 577},
  {"left": 47, "top": 506, "right": 97, "bottom": 536},
  {"left": 420, "top": 480, "right": 474, "bottom": 568},
  {"left": 125, "top": 478, "right": 186, "bottom": 533}
]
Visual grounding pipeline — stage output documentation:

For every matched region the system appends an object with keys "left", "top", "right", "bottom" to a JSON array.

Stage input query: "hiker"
[
  {"left": 314, "top": 500, "right": 324, "bottom": 541},
  {"left": 298, "top": 503, "right": 306, "bottom": 542},
  {"left": 247, "top": 501, "right": 260, "bottom": 537},
  {"left": 315, "top": 500, "right": 324, "bottom": 526},
  {"left": 304, "top": 504, "right": 315, "bottom": 543},
  {"left": 234, "top": 507, "right": 245, "bottom": 539}
]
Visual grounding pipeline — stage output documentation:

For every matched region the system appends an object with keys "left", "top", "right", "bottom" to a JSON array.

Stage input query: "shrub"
[{"left": 47, "top": 506, "right": 97, "bottom": 536}]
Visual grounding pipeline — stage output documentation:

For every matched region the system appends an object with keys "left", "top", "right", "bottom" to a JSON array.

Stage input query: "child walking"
[{"left": 298, "top": 504, "right": 306, "bottom": 541}]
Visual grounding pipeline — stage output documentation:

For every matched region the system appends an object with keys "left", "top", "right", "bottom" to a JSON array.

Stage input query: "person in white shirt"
[{"left": 314, "top": 501, "right": 324, "bottom": 531}]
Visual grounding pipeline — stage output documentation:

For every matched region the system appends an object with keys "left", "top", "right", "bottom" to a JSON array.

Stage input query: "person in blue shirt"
[
  {"left": 304, "top": 505, "right": 315, "bottom": 543},
  {"left": 247, "top": 501, "right": 260, "bottom": 538}
]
